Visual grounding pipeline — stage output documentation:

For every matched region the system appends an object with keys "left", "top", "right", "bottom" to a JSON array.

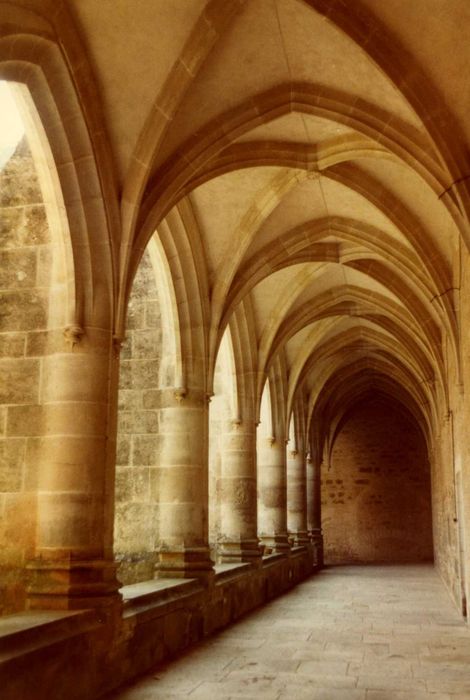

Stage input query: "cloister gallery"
[{"left": 1, "top": 1, "right": 470, "bottom": 698}]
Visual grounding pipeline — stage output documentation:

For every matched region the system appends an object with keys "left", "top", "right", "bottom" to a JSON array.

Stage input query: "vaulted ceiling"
[{"left": 68, "top": 0, "right": 470, "bottom": 439}]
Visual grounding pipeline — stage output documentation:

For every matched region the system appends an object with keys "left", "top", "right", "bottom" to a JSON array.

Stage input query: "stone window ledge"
[
  {"left": 0, "top": 550, "right": 305, "bottom": 649},
  {"left": 121, "top": 562, "right": 254, "bottom": 616},
  {"left": 0, "top": 609, "right": 98, "bottom": 659},
  {"left": 121, "top": 551, "right": 304, "bottom": 614}
]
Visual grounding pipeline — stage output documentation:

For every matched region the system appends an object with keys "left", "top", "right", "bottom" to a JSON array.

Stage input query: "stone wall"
[
  {"left": 322, "top": 396, "right": 433, "bottom": 564},
  {"left": 208, "top": 392, "right": 223, "bottom": 555},
  {"left": 432, "top": 396, "right": 463, "bottom": 610},
  {"left": 451, "top": 257, "right": 470, "bottom": 613},
  {"left": 115, "top": 250, "right": 163, "bottom": 585},
  {"left": 0, "top": 138, "right": 51, "bottom": 614}
]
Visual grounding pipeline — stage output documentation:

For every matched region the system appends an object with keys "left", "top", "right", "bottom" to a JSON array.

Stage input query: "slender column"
[
  {"left": 218, "top": 420, "right": 262, "bottom": 563},
  {"left": 257, "top": 435, "right": 290, "bottom": 553},
  {"left": 26, "top": 328, "right": 121, "bottom": 610},
  {"left": 306, "top": 452, "right": 316, "bottom": 565},
  {"left": 156, "top": 387, "right": 214, "bottom": 580},
  {"left": 310, "top": 457, "right": 324, "bottom": 567},
  {"left": 306, "top": 453, "right": 315, "bottom": 536},
  {"left": 287, "top": 447, "right": 309, "bottom": 546}
]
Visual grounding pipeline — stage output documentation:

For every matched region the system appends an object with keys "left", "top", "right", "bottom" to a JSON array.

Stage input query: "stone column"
[
  {"left": 218, "top": 420, "right": 262, "bottom": 563},
  {"left": 306, "top": 452, "right": 319, "bottom": 566},
  {"left": 156, "top": 387, "right": 214, "bottom": 580},
  {"left": 310, "top": 457, "right": 324, "bottom": 567},
  {"left": 257, "top": 435, "right": 290, "bottom": 553},
  {"left": 287, "top": 447, "right": 309, "bottom": 546},
  {"left": 26, "top": 328, "right": 121, "bottom": 611},
  {"left": 306, "top": 452, "right": 314, "bottom": 534}
]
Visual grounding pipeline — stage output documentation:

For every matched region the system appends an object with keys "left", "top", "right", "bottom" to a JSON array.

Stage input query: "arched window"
[
  {"left": 0, "top": 81, "right": 73, "bottom": 614},
  {"left": 114, "top": 235, "right": 181, "bottom": 585},
  {"left": 208, "top": 327, "right": 237, "bottom": 560}
]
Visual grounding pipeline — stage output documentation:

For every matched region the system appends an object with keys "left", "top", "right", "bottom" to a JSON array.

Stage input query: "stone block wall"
[
  {"left": 209, "top": 392, "right": 223, "bottom": 554},
  {"left": 322, "top": 396, "right": 433, "bottom": 564},
  {"left": 431, "top": 405, "right": 462, "bottom": 610},
  {"left": 115, "top": 250, "right": 163, "bottom": 585},
  {"left": 0, "top": 138, "right": 52, "bottom": 613},
  {"left": 208, "top": 353, "right": 233, "bottom": 555}
]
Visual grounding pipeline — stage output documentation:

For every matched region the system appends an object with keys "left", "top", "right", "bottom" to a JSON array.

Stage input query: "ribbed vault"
[
  {"left": 95, "top": 0, "right": 464, "bottom": 563},
  {"left": 4, "top": 2, "right": 470, "bottom": 694}
]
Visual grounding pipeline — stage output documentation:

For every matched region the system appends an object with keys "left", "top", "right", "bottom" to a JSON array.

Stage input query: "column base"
[
  {"left": 259, "top": 533, "right": 291, "bottom": 555},
  {"left": 155, "top": 547, "right": 214, "bottom": 581},
  {"left": 217, "top": 538, "right": 263, "bottom": 565},
  {"left": 310, "top": 528, "right": 324, "bottom": 567},
  {"left": 26, "top": 558, "right": 122, "bottom": 611},
  {"left": 292, "top": 530, "right": 310, "bottom": 547}
]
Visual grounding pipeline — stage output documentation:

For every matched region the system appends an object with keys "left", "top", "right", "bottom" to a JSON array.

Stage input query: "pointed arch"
[{"left": 0, "top": 1, "right": 119, "bottom": 327}]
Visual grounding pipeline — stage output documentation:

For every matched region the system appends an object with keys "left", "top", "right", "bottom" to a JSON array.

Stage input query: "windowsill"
[
  {"left": 291, "top": 545, "right": 308, "bottom": 554},
  {"left": 0, "top": 609, "right": 97, "bottom": 657},
  {"left": 0, "top": 548, "right": 311, "bottom": 668},
  {"left": 0, "top": 550, "right": 300, "bottom": 643},
  {"left": 121, "top": 562, "right": 255, "bottom": 613},
  {"left": 121, "top": 577, "right": 202, "bottom": 617},
  {"left": 262, "top": 552, "right": 285, "bottom": 565},
  {"left": 122, "top": 577, "right": 197, "bottom": 602},
  {"left": 214, "top": 561, "right": 252, "bottom": 582}
]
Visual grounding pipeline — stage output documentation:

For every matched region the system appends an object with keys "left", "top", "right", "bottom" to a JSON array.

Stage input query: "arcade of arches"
[{"left": 1, "top": 1, "right": 470, "bottom": 698}]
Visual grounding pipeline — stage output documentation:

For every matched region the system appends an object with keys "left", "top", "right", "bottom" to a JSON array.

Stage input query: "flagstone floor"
[{"left": 107, "top": 564, "right": 470, "bottom": 700}]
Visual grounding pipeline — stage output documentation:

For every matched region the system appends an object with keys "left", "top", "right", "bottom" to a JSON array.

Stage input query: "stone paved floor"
[{"left": 108, "top": 565, "right": 470, "bottom": 700}]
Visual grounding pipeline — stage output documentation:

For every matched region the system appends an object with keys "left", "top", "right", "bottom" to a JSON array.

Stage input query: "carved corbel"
[
  {"left": 63, "top": 324, "right": 84, "bottom": 349},
  {"left": 174, "top": 387, "right": 187, "bottom": 402}
]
